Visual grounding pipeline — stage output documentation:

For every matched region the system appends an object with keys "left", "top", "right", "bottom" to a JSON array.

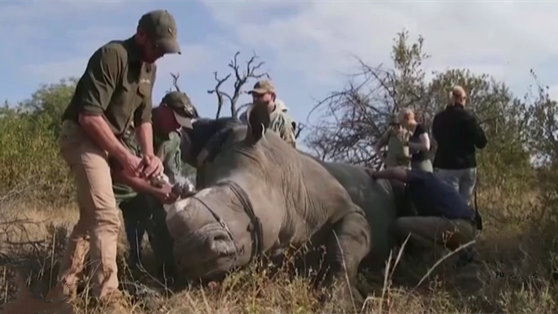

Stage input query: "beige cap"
[{"left": 248, "top": 79, "right": 275, "bottom": 95}]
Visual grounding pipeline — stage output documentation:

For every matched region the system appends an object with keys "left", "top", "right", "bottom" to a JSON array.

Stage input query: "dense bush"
[{"left": 0, "top": 80, "right": 75, "bottom": 204}]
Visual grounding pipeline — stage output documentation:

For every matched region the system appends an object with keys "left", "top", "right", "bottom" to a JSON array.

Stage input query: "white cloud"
[
  {"left": 202, "top": 1, "right": 558, "bottom": 91},
  {"left": 6, "top": 0, "right": 558, "bottom": 128}
]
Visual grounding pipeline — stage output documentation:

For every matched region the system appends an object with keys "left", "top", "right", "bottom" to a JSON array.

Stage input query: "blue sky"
[{"left": 2, "top": 1, "right": 558, "bottom": 146}]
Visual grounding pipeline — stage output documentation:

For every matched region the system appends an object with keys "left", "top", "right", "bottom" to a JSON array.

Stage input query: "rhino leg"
[
  {"left": 322, "top": 205, "right": 371, "bottom": 309},
  {"left": 142, "top": 197, "right": 187, "bottom": 289},
  {"left": 145, "top": 208, "right": 179, "bottom": 282}
]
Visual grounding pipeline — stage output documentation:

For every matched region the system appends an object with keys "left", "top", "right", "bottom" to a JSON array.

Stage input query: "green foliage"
[
  {"left": 0, "top": 105, "right": 73, "bottom": 203},
  {"left": 20, "top": 78, "right": 78, "bottom": 138},
  {"left": 0, "top": 78, "right": 78, "bottom": 203},
  {"left": 306, "top": 29, "right": 537, "bottom": 195}
]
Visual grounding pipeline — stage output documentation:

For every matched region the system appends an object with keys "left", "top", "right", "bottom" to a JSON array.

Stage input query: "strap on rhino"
[
  {"left": 222, "top": 180, "right": 264, "bottom": 263},
  {"left": 191, "top": 180, "right": 264, "bottom": 264}
]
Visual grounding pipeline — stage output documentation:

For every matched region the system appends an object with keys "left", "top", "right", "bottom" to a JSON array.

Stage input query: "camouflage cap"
[
  {"left": 248, "top": 79, "right": 275, "bottom": 95},
  {"left": 161, "top": 91, "right": 199, "bottom": 129},
  {"left": 138, "top": 10, "right": 181, "bottom": 54}
]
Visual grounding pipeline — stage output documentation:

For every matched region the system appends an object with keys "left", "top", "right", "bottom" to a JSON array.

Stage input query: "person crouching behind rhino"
[
  {"left": 246, "top": 79, "right": 297, "bottom": 148},
  {"left": 111, "top": 91, "right": 198, "bottom": 280},
  {"left": 366, "top": 167, "right": 482, "bottom": 265}
]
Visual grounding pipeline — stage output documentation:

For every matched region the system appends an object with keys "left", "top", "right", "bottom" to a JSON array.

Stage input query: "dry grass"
[{"left": 0, "top": 187, "right": 556, "bottom": 314}]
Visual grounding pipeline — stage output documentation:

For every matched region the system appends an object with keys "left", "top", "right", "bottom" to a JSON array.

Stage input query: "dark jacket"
[{"left": 432, "top": 104, "right": 487, "bottom": 169}]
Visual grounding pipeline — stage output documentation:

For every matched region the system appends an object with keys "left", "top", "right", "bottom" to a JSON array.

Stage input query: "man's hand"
[
  {"left": 153, "top": 183, "right": 179, "bottom": 204},
  {"left": 141, "top": 154, "right": 164, "bottom": 179},
  {"left": 118, "top": 151, "right": 144, "bottom": 177}
]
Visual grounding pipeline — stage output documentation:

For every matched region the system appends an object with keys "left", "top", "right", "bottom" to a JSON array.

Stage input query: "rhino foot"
[
  {"left": 334, "top": 279, "right": 365, "bottom": 312},
  {"left": 317, "top": 279, "right": 364, "bottom": 313},
  {"left": 322, "top": 206, "right": 371, "bottom": 311}
]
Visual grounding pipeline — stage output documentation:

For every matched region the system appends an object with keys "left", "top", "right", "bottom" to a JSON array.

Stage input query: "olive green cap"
[
  {"left": 161, "top": 91, "right": 198, "bottom": 128},
  {"left": 138, "top": 9, "right": 181, "bottom": 54}
]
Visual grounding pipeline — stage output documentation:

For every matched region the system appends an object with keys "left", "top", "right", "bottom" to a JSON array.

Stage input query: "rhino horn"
[{"left": 244, "top": 103, "right": 271, "bottom": 145}]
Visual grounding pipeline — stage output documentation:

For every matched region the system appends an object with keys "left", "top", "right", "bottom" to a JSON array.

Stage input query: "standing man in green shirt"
[
  {"left": 118, "top": 91, "right": 198, "bottom": 282},
  {"left": 52, "top": 9, "right": 182, "bottom": 310}
]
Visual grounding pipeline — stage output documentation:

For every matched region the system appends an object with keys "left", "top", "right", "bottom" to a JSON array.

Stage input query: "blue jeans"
[{"left": 435, "top": 168, "right": 477, "bottom": 206}]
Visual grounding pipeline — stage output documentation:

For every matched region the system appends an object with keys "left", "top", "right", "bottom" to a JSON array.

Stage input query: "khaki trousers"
[
  {"left": 56, "top": 120, "right": 121, "bottom": 299},
  {"left": 395, "top": 216, "right": 476, "bottom": 251}
]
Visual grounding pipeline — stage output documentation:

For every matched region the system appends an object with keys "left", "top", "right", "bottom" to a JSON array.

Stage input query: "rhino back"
[{"left": 302, "top": 153, "right": 398, "bottom": 264}]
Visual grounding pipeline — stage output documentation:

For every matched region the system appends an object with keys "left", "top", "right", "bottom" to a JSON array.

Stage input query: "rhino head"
[{"left": 165, "top": 104, "right": 284, "bottom": 280}]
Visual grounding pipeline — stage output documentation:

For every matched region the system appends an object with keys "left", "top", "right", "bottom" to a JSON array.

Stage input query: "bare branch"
[
  {"left": 303, "top": 30, "right": 528, "bottom": 176},
  {"left": 207, "top": 72, "right": 232, "bottom": 119},
  {"left": 170, "top": 72, "right": 181, "bottom": 92},
  {"left": 303, "top": 52, "right": 428, "bottom": 166},
  {"left": 207, "top": 51, "right": 269, "bottom": 118},
  {"left": 294, "top": 123, "right": 306, "bottom": 139}
]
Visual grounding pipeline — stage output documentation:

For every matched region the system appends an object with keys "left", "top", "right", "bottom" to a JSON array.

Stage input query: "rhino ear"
[{"left": 244, "top": 103, "right": 271, "bottom": 145}]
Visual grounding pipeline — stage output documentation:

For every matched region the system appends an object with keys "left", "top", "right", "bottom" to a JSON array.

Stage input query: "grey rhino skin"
[
  {"left": 301, "top": 153, "right": 401, "bottom": 267},
  {"left": 180, "top": 117, "right": 403, "bottom": 267},
  {"left": 167, "top": 112, "right": 400, "bottom": 308}
]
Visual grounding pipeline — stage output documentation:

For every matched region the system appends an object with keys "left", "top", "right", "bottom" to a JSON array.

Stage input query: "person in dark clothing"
[
  {"left": 367, "top": 167, "right": 481, "bottom": 260},
  {"left": 397, "top": 108, "right": 433, "bottom": 172},
  {"left": 111, "top": 91, "right": 197, "bottom": 287},
  {"left": 432, "top": 86, "right": 488, "bottom": 206}
]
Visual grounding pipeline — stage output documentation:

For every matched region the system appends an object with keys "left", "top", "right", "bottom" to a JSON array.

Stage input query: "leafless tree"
[
  {"left": 303, "top": 32, "right": 448, "bottom": 167},
  {"left": 305, "top": 58, "right": 428, "bottom": 167},
  {"left": 304, "top": 30, "right": 526, "bottom": 175},
  {"left": 170, "top": 72, "right": 182, "bottom": 93},
  {"left": 294, "top": 123, "right": 305, "bottom": 140},
  {"left": 207, "top": 51, "right": 269, "bottom": 119}
]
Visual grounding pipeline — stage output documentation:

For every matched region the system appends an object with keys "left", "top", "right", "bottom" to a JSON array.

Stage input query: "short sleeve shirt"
[{"left": 61, "top": 37, "right": 156, "bottom": 137}]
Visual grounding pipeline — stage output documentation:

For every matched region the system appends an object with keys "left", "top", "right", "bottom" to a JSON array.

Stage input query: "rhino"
[{"left": 163, "top": 106, "right": 407, "bottom": 307}]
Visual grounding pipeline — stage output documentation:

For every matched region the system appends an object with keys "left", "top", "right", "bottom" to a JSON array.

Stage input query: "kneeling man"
[{"left": 366, "top": 167, "right": 481, "bottom": 260}]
